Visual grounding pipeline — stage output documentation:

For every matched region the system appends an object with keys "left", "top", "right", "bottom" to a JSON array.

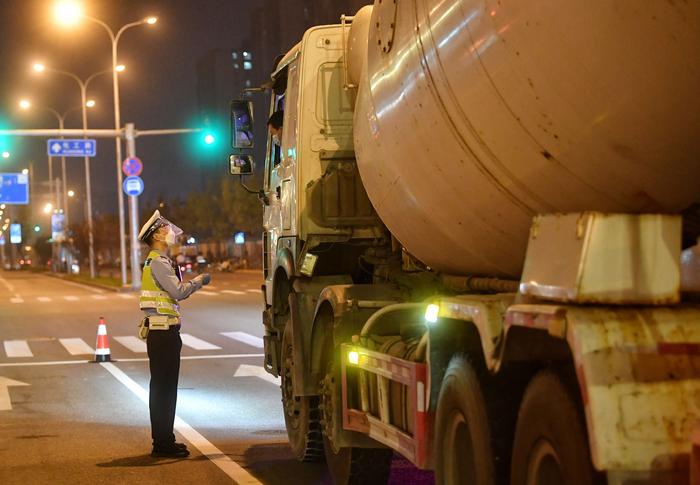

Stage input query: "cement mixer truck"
[{"left": 227, "top": 1, "right": 700, "bottom": 483}]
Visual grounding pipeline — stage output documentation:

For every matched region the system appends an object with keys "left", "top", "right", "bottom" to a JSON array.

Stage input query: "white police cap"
[{"left": 138, "top": 210, "right": 164, "bottom": 242}]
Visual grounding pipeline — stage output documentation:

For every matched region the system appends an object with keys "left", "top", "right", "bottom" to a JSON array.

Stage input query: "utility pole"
[{"left": 125, "top": 123, "right": 141, "bottom": 290}]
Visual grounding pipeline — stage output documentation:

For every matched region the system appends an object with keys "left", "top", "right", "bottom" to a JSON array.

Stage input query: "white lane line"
[
  {"left": 221, "top": 332, "right": 264, "bottom": 348},
  {"left": 198, "top": 290, "right": 218, "bottom": 296},
  {"left": 59, "top": 338, "right": 94, "bottom": 355},
  {"left": 222, "top": 290, "right": 245, "bottom": 296},
  {"left": 0, "top": 353, "right": 264, "bottom": 367},
  {"left": 117, "top": 294, "right": 134, "bottom": 299},
  {"left": 0, "top": 275, "right": 15, "bottom": 292},
  {"left": 4, "top": 340, "right": 33, "bottom": 358},
  {"left": 114, "top": 336, "right": 147, "bottom": 353},
  {"left": 234, "top": 364, "right": 280, "bottom": 385},
  {"left": 246, "top": 289, "right": 260, "bottom": 294},
  {"left": 180, "top": 334, "right": 222, "bottom": 350},
  {"left": 206, "top": 286, "right": 218, "bottom": 290},
  {"left": 91, "top": 295, "right": 108, "bottom": 300},
  {"left": 10, "top": 297, "right": 24, "bottom": 304},
  {"left": 100, "top": 362, "right": 262, "bottom": 484},
  {"left": 55, "top": 278, "right": 106, "bottom": 294},
  {"left": 37, "top": 297, "right": 52, "bottom": 303},
  {"left": 64, "top": 296, "right": 79, "bottom": 301}
]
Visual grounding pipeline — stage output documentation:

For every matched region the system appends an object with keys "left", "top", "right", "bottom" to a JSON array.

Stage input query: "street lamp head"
[
  {"left": 86, "top": 99, "right": 96, "bottom": 108},
  {"left": 19, "top": 99, "right": 31, "bottom": 110},
  {"left": 67, "top": 190, "right": 75, "bottom": 197},
  {"left": 145, "top": 16, "right": 158, "bottom": 25},
  {"left": 1, "top": 152, "right": 10, "bottom": 159},
  {"left": 115, "top": 64, "right": 126, "bottom": 72},
  {"left": 32, "top": 63, "right": 46, "bottom": 73},
  {"left": 54, "top": 1, "right": 83, "bottom": 26},
  {"left": 21, "top": 168, "right": 29, "bottom": 175},
  {"left": 43, "top": 203, "right": 53, "bottom": 214}
]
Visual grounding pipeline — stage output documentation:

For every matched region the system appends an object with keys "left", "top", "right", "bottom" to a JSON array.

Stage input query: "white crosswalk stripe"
[
  {"left": 246, "top": 289, "right": 259, "bottom": 294},
  {"left": 10, "top": 297, "right": 23, "bottom": 304},
  {"left": 198, "top": 290, "right": 218, "bottom": 296},
  {"left": 64, "top": 296, "right": 79, "bottom": 301},
  {"left": 114, "top": 336, "right": 147, "bottom": 353},
  {"left": 222, "top": 290, "right": 245, "bottom": 296},
  {"left": 234, "top": 364, "right": 279, "bottom": 385},
  {"left": 221, "top": 331, "right": 264, "bottom": 348},
  {"left": 4, "top": 340, "right": 33, "bottom": 358},
  {"left": 116, "top": 293, "right": 135, "bottom": 299},
  {"left": 180, "top": 334, "right": 221, "bottom": 350},
  {"left": 91, "top": 295, "right": 108, "bottom": 300},
  {"left": 37, "top": 297, "right": 52, "bottom": 303},
  {"left": 59, "top": 338, "right": 94, "bottom": 355}
]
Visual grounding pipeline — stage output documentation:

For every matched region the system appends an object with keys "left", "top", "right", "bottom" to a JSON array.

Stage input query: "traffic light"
[
  {"left": 33, "top": 225, "right": 41, "bottom": 233},
  {"left": 203, "top": 133, "right": 215, "bottom": 145}
]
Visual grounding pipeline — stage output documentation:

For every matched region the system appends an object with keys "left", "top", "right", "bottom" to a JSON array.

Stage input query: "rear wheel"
[
  {"left": 510, "top": 370, "right": 600, "bottom": 485},
  {"left": 317, "top": 308, "right": 393, "bottom": 485},
  {"left": 434, "top": 354, "right": 495, "bottom": 485},
  {"left": 280, "top": 321, "right": 323, "bottom": 462}
]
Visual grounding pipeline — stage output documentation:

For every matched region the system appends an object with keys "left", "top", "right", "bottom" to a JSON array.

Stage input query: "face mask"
[
  {"left": 164, "top": 227, "right": 177, "bottom": 246},
  {"left": 272, "top": 134, "right": 280, "bottom": 147},
  {"left": 156, "top": 227, "right": 177, "bottom": 247}
]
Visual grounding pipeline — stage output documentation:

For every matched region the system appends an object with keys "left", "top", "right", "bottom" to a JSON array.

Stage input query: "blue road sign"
[
  {"left": 122, "top": 157, "right": 143, "bottom": 177},
  {"left": 47, "top": 139, "right": 96, "bottom": 157},
  {"left": 0, "top": 173, "right": 30, "bottom": 205},
  {"left": 10, "top": 224, "right": 21, "bottom": 244},
  {"left": 123, "top": 176, "right": 144, "bottom": 197}
]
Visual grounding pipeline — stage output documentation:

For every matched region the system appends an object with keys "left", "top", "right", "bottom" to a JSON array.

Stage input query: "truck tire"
[
  {"left": 281, "top": 322, "right": 323, "bottom": 462},
  {"left": 323, "top": 440, "right": 393, "bottom": 485},
  {"left": 434, "top": 354, "right": 496, "bottom": 485},
  {"left": 317, "top": 307, "right": 393, "bottom": 485},
  {"left": 510, "top": 370, "right": 599, "bottom": 485}
]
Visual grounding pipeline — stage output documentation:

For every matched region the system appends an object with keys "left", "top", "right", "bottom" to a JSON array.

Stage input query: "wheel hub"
[{"left": 526, "top": 438, "right": 564, "bottom": 485}]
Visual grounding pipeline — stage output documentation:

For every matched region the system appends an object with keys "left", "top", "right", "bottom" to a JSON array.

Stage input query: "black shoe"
[
  {"left": 174, "top": 442, "right": 188, "bottom": 450},
  {"left": 151, "top": 445, "right": 190, "bottom": 458}
]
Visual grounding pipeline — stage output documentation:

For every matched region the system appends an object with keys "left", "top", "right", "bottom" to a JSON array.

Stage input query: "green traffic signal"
[
  {"left": 33, "top": 225, "right": 41, "bottom": 233},
  {"left": 204, "top": 133, "right": 215, "bottom": 145}
]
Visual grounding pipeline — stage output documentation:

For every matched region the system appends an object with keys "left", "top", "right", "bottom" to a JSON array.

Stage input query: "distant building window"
[
  {"left": 233, "top": 63, "right": 240, "bottom": 70},
  {"left": 243, "top": 61, "right": 252, "bottom": 70},
  {"left": 243, "top": 51, "right": 252, "bottom": 60},
  {"left": 245, "top": 80, "right": 251, "bottom": 87},
  {"left": 232, "top": 52, "right": 239, "bottom": 60}
]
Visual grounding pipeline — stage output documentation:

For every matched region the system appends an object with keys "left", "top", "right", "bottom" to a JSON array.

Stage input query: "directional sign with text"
[
  {"left": 122, "top": 157, "right": 143, "bottom": 177},
  {"left": 0, "top": 173, "right": 29, "bottom": 204},
  {"left": 47, "top": 139, "right": 96, "bottom": 157},
  {"left": 123, "top": 176, "right": 144, "bottom": 197}
]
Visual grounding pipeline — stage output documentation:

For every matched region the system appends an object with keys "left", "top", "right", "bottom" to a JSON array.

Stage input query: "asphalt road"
[{"left": 0, "top": 269, "right": 434, "bottom": 485}]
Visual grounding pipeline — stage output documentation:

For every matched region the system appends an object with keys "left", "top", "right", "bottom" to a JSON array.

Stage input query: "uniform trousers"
[{"left": 147, "top": 324, "right": 182, "bottom": 447}]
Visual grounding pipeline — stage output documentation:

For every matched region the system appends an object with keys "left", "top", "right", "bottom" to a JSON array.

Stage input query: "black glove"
[{"left": 200, "top": 273, "right": 211, "bottom": 286}]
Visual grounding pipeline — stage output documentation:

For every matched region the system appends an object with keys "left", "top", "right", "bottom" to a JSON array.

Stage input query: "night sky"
[{"left": 0, "top": 0, "right": 268, "bottom": 218}]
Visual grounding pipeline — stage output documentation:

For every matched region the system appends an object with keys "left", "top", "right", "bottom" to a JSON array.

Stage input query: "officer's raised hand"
[{"left": 194, "top": 273, "right": 211, "bottom": 286}]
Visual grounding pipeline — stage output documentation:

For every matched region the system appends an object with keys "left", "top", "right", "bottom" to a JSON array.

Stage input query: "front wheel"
[
  {"left": 434, "top": 354, "right": 496, "bottom": 485},
  {"left": 510, "top": 370, "right": 601, "bottom": 485}
]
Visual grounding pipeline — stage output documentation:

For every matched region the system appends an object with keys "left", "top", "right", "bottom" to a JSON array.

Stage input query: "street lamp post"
[
  {"left": 55, "top": 4, "right": 158, "bottom": 287},
  {"left": 32, "top": 64, "right": 115, "bottom": 278}
]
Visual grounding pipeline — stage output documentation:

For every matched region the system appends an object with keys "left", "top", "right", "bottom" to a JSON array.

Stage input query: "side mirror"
[
  {"left": 231, "top": 100, "right": 254, "bottom": 149},
  {"left": 229, "top": 154, "right": 254, "bottom": 175}
]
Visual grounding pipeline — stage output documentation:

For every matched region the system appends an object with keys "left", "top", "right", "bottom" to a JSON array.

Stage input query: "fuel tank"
[{"left": 351, "top": 0, "right": 700, "bottom": 277}]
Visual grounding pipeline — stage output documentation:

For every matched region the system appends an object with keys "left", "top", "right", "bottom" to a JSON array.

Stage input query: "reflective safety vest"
[{"left": 139, "top": 250, "right": 180, "bottom": 317}]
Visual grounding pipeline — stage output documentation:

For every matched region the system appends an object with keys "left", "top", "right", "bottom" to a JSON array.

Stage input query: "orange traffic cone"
[{"left": 94, "top": 317, "right": 112, "bottom": 363}]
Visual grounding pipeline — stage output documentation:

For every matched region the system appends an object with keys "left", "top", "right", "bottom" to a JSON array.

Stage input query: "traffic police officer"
[{"left": 138, "top": 210, "right": 211, "bottom": 458}]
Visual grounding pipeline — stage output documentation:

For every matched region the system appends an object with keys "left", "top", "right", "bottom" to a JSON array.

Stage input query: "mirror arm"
[{"left": 239, "top": 178, "right": 269, "bottom": 205}]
